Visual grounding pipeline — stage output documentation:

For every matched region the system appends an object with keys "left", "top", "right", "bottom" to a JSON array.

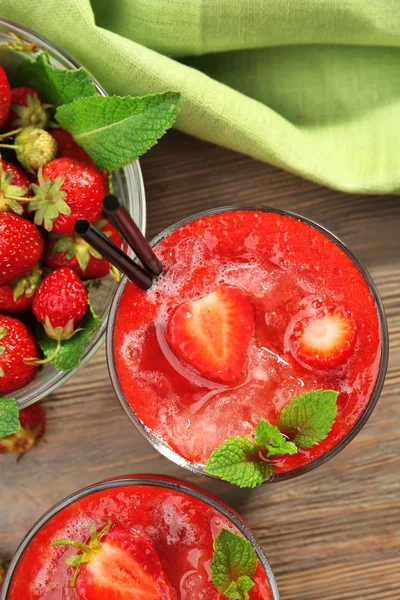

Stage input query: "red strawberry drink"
[
  {"left": 109, "top": 207, "right": 387, "bottom": 486},
  {"left": 1, "top": 476, "right": 278, "bottom": 600}
]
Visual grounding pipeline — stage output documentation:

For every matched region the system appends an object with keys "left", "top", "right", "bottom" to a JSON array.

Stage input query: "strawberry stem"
[
  {"left": 0, "top": 144, "right": 17, "bottom": 150},
  {"left": 0, "top": 128, "right": 23, "bottom": 140},
  {"left": 24, "top": 338, "right": 61, "bottom": 365}
]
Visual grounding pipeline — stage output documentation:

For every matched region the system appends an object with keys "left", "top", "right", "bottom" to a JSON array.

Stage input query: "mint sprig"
[
  {"left": 55, "top": 92, "right": 180, "bottom": 171},
  {"left": 205, "top": 389, "right": 339, "bottom": 488},
  {"left": 0, "top": 397, "right": 20, "bottom": 438},
  {"left": 15, "top": 53, "right": 96, "bottom": 106},
  {"left": 211, "top": 529, "right": 258, "bottom": 600},
  {"left": 278, "top": 389, "right": 338, "bottom": 448},
  {"left": 255, "top": 419, "right": 298, "bottom": 456},
  {"left": 205, "top": 437, "right": 274, "bottom": 489},
  {"left": 37, "top": 296, "right": 101, "bottom": 371}
]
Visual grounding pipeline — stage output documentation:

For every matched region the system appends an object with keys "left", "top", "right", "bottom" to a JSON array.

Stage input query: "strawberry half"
[
  {"left": 167, "top": 285, "right": 254, "bottom": 383},
  {"left": 52, "top": 520, "right": 173, "bottom": 600},
  {"left": 290, "top": 308, "right": 358, "bottom": 369}
]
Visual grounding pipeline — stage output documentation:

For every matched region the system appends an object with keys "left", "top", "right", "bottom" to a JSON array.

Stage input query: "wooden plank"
[{"left": 1, "top": 131, "right": 399, "bottom": 600}]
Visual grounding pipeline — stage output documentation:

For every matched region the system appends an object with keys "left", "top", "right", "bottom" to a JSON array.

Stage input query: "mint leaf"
[
  {"left": 224, "top": 576, "right": 255, "bottom": 599},
  {"left": 37, "top": 298, "right": 101, "bottom": 371},
  {"left": 55, "top": 93, "right": 180, "bottom": 171},
  {"left": 277, "top": 389, "right": 338, "bottom": 448},
  {"left": 15, "top": 52, "right": 96, "bottom": 105},
  {"left": 204, "top": 436, "right": 273, "bottom": 488},
  {"left": 0, "top": 397, "right": 20, "bottom": 438},
  {"left": 211, "top": 529, "right": 257, "bottom": 599},
  {"left": 255, "top": 419, "right": 298, "bottom": 457}
]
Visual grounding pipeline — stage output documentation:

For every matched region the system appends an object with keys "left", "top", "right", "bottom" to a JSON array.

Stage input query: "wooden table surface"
[{"left": 1, "top": 132, "right": 399, "bottom": 600}]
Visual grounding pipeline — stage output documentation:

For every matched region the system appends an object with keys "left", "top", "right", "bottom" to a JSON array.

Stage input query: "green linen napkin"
[{"left": 1, "top": 0, "right": 399, "bottom": 193}]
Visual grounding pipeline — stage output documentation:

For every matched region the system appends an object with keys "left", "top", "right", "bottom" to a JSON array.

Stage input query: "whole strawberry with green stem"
[
  {"left": 52, "top": 519, "right": 173, "bottom": 599},
  {"left": 0, "top": 265, "right": 42, "bottom": 313},
  {"left": 32, "top": 267, "right": 88, "bottom": 358},
  {"left": 0, "top": 212, "right": 43, "bottom": 286},
  {"left": 6, "top": 87, "right": 50, "bottom": 130},
  {"left": 44, "top": 218, "right": 121, "bottom": 280},
  {"left": 0, "top": 66, "right": 11, "bottom": 129},
  {"left": 0, "top": 158, "right": 31, "bottom": 215},
  {"left": 0, "top": 401, "right": 46, "bottom": 456},
  {"left": 29, "top": 158, "right": 106, "bottom": 234},
  {"left": 0, "top": 126, "right": 57, "bottom": 173},
  {"left": 0, "top": 315, "right": 39, "bottom": 394}
]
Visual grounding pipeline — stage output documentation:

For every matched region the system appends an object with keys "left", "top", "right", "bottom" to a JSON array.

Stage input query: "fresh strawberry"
[
  {"left": 0, "top": 66, "right": 11, "bottom": 129},
  {"left": 167, "top": 285, "right": 254, "bottom": 383},
  {"left": 0, "top": 402, "right": 45, "bottom": 456},
  {"left": 51, "top": 128, "right": 97, "bottom": 169},
  {"left": 0, "top": 158, "right": 31, "bottom": 215},
  {"left": 52, "top": 520, "right": 173, "bottom": 599},
  {"left": 33, "top": 267, "right": 88, "bottom": 341},
  {"left": 0, "top": 315, "right": 39, "bottom": 393},
  {"left": 51, "top": 129, "right": 108, "bottom": 182},
  {"left": 0, "top": 557, "right": 10, "bottom": 590},
  {"left": 0, "top": 213, "right": 43, "bottom": 286},
  {"left": 29, "top": 158, "right": 106, "bottom": 234},
  {"left": 0, "top": 265, "right": 42, "bottom": 313},
  {"left": 290, "top": 308, "right": 358, "bottom": 369},
  {"left": 5, "top": 86, "right": 50, "bottom": 130},
  {"left": 44, "top": 218, "right": 121, "bottom": 280}
]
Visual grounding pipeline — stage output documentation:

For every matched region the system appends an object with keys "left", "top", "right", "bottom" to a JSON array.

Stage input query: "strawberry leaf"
[
  {"left": 277, "top": 389, "right": 339, "bottom": 448},
  {"left": 211, "top": 529, "right": 257, "bottom": 599},
  {"left": 37, "top": 297, "right": 101, "bottom": 371},
  {"left": 0, "top": 397, "right": 20, "bottom": 438},
  {"left": 14, "top": 52, "right": 96, "bottom": 105},
  {"left": 204, "top": 436, "right": 274, "bottom": 488},
  {"left": 255, "top": 419, "right": 298, "bottom": 457},
  {"left": 55, "top": 93, "right": 180, "bottom": 171}
]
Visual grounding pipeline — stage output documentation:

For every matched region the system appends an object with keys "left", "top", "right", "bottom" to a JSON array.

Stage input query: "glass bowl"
[
  {"left": 0, "top": 474, "right": 280, "bottom": 599},
  {"left": 106, "top": 206, "right": 389, "bottom": 484},
  {"left": 0, "top": 18, "right": 146, "bottom": 409}
]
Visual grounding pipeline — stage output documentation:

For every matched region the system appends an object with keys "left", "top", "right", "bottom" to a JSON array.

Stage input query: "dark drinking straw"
[
  {"left": 103, "top": 194, "right": 163, "bottom": 277},
  {"left": 74, "top": 219, "right": 153, "bottom": 291}
]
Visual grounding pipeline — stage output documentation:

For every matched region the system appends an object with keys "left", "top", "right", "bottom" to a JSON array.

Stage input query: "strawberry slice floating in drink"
[
  {"left": 167, "top": 285, "right": 255, "bottom": 383},
  {"left": 52, "top": 520, "right": 173, "bottom": 600},
  {"left": 290, "top": 308, "right": 358, "bottom": 369}
]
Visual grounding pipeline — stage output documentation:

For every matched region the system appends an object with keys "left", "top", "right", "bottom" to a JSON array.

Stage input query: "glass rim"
[
  {"left": 0, "top": 17, "right": 146, "bottom": 407},
  {"left": 106, "top": 205, "right": 389, "bottom": 483},
  {"left": 0, "top": 475, "right": 280, "bottom": 600}
]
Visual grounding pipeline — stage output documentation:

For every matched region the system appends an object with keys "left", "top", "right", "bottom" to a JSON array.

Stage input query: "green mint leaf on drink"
[
  {"left": 15, "top": 52, "right": 96, "bottom": 105},
  {"left": 277, "top": 389, "right": 339, "bottom": 448},
  {"left": 38, "top": 296, "right": 101, "bottom": 371},
  {"left": 211, "top": 529, "right": 257, "bottom": 599},
  {"left": 0, "top": 397, "right": 20, "bottom": 438},
  {"left": 204, "top": 436, "right": 274, "bottom": 488},
  {"left": 55, "top": 92, "right": 181, "bottom": 171},
  {"left": 224, "top": 576, "right": 255, "bottom": 599},
  {"left": 255, "top": 419, "right": 298, "bottom": 457}
]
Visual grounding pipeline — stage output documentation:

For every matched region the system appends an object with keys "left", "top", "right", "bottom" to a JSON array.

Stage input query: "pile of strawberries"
[{"left": 0, "top": 65, "right": 121, "bottom": 395}]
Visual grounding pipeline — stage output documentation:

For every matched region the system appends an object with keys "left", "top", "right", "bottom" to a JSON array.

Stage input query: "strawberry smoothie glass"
[
  {"left": 0, "top": 475, "right": 279, "bottom": 600},
  {"left": 106, "top": 206, "right": 388, "bottom": 485}
]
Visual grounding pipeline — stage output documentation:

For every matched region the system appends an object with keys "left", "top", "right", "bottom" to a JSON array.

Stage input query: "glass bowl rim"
[
  {"left": 0, "top": 474, "right": 280, "bottom": 600},
  {"left": 106, "top": 204, "right": 389, "bottom": 483},
  {"left": 0, "top": 17, "right": 146, "bottom": 407}
]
